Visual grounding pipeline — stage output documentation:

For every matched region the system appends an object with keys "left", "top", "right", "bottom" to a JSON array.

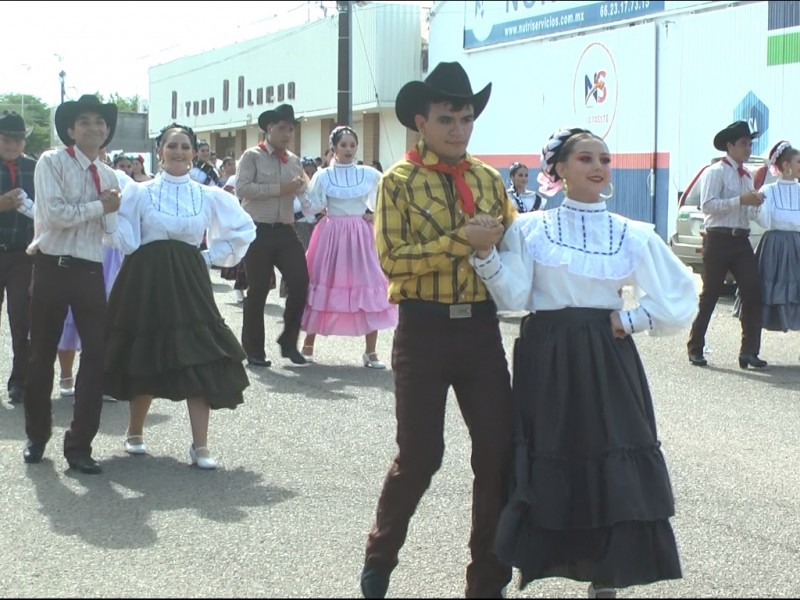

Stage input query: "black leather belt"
[
  {"left": 257, "top": 222, "right": 290, "bottom": 229},
  {"left": 399, "top": 299, "right": 497, "bottom": 319},
  {"left": 36, "top": 253, "right": 101, "bottom": 269},
  {"left": 706, "top": 226, "right": 750, "bottom": 237}
]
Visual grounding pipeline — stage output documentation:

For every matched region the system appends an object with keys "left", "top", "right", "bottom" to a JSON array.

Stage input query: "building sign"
[
  {"left": 464, "top": 0, "right": 665, "bottom": 49},
  {"left": 573, "top": 42, "right": 618, "bottom": 138}
]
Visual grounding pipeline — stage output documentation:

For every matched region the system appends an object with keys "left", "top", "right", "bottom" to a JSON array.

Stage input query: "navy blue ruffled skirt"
[{"left": 496, "top": 308, "right": 682, "bottom": 589}]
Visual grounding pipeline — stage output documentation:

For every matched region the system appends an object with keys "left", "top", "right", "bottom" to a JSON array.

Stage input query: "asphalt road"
[{"left": 0, "top": 273, "right": 797, "bottom": 598}]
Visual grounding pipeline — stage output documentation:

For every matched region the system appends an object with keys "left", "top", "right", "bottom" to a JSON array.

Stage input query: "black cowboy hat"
[
  {"left": 395, "top": 61, "right": 492, "bottom": 132},
  {"left": 0, "top": 111, "right": 32, "bottom": 139},
  {"left": 258, "top": 104, "right": 300, "bottom": 131},
  {"left": 713, "top": 120, "right": 761, "bottom": 152},
  {"left": 54, "top": 94, "right": 118, "bottom": 148}
]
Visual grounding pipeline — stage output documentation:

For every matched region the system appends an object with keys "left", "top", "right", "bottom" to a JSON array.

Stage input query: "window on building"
[
  {"left": 257, "top": 88, "right": 263, "bottom": 105},
  {"left": 193, "top": 101, "right": 199, "bottom": 116},
  {"left": 237, "top": 76, "right": 245, "bottom": 109},
  {"left": 223, "top": 80, "right": 230, "bottom": 111},
  {"left": 201, "top": 100, "right": 207, "bottom": 115},
  {"left": 278, "top": 84, "right": 285, "bottom": 102},
  {"left": 247, "top": 89, "right": 253, "bottom": 106},
  {"left": 209, "top": 98, "right": 215, "bottom": 113},
  {"left": 288, "top": 82, "right": 296, "bottom": 100},
  {"left": 171, "top": 92, "right": 178, "bottom": 120},
  {"left": 266, "top": 86, "right": 274, "bottom": 104},
  {"left": 185, "top": 101, "right": 191, "bottom": 117}
]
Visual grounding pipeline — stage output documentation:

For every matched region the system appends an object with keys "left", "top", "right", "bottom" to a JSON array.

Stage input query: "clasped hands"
[
  {"left": 100, "top": 189, "right": 121, "bottom": 214},
  {"left": 0, "top": 188, "right": 24, "bottom": 212},
  {"left": 466, "top": 214, "right": 504, "bottom": 258},
  {"left": 740, "top": 190, "right": 764, "bottom": 206}
]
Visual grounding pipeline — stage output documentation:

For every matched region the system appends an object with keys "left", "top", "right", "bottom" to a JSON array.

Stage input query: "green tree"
[
  {"left": 98, "top": 93, "right": 143, "bottom": 113},
  {"left": 0, "top": 93, "right": 51, "bottom": 157}
]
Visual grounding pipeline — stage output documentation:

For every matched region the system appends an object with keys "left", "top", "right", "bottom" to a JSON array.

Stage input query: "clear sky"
[{"left": 4, "top": 1, "right": 427, "bottom": 108}]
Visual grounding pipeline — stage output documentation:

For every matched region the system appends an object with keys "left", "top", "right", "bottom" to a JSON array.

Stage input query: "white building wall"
[
  {"left": 148, "top": 2, "right": 423, "bottom": 168},
  {"left": 428, "top": 0, "right": 798, "bottom": 238}
]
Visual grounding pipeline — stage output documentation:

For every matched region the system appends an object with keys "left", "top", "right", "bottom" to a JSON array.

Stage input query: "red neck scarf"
[
  {"left": 405, "top": 148, "right": 475, "bottom": 216},
  {"left": 721, "top": 157, "right": 750, "bottom": 179},
  {"left": 65, "top": 146, "right": 102, "bottom": 194},
  {"left": 258, "top": 141, "right": 288, "bottom": 164},
  {"left": 4, "top": 160, "right": 17, "bottom": 188}
]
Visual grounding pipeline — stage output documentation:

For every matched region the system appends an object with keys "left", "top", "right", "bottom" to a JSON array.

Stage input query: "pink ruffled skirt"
[{"left": 301, "top": 215, "right": 397, "bottom": 336}]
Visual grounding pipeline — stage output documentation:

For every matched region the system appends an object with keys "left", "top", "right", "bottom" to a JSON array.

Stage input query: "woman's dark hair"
[
  {"left": 769, "top": 140, "right": 799, "bottom": 173},
  {"left": 540, "top": 127, "right": 605, "bottom": 182},
  {"left": 155, "top": 123, "right": 198, "bottom": 151},
  {"left": 113, "top": 153, "right": 131, "bottom": 167},
  {"left": 371, "top": 160, "right": 383, "bottom": 172},
  {"left": 330, "top": 125, "right": 359, "bottom": 149},
  {"left": 509, "top": 162, "right": 528, "bottom": 177}
]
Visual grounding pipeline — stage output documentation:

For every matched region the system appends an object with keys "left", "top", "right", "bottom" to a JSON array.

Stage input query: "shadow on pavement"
[
  {"left": 24, "top": 455, "right": 296, "bottom": 550},
  {"left": 246, "top": 363, "right": 395, "bottom": 400}
]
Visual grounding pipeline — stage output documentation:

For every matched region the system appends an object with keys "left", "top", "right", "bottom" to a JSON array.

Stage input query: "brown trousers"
[
  {"left": 0, "top": 251, "right": 32, "bottom": 391},
  {"left": 241, "top": 224, "right": 308, "bottom": 358},
  {"left": 687, "top": 230, "right": 762, "bottom": 356},
  {"left": 365, "top": 310, "right": 514, "bottom": 598},
  {"left": 24, "top": 254, "right": 106, "bottom": 459}
]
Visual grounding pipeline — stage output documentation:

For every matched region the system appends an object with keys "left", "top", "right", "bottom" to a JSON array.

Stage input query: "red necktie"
[
  {"left": 721, "top": 157, "right": 750, "bottom": 179},
  {"left": 66, "top": 146, "right": 102, "bottom": 194},
  {"left": 5, "top": 160, "right": 17, "bottom": 188},
  {"left": 405, "top": 148, "right": 476, "bottom": 216},
  {"left": 259, "top": 141, "right": 288, "bottom": 164}
]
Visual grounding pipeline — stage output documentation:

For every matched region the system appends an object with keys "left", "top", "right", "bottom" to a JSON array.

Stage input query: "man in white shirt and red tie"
[
  {"left": 687, "top": 120, "right": 767, "bottom": 369},
  {"left": 23, "top": 94, "right": 121, "bottom": 474}
]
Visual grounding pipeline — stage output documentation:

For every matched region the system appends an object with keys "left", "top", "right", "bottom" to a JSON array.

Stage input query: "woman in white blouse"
[
  {"left": 470, "top": 128, "right": 697, "bottom": 598},
  {"left": 299, "top": 126, "right": 397, "bottom": 368},
  {"left": 747, "top": 140, "right": 800, "bottom": 331},
  {"left": 506, "top": 161, "right": 545, "bottom": 213},
  {"left": 105, "top": 123, "right": 256, "bottom": 470}
]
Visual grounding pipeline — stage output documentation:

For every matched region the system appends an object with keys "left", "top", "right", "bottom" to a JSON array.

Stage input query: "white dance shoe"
[
  {"left": 362, "top": 352, "right": 386, "bottom": 370},
  {"left": 123, "top": 435, "right": 147, "bottom": 455},
  {"left": 189, "top": 444, "right": 217, "bottom": 470}
]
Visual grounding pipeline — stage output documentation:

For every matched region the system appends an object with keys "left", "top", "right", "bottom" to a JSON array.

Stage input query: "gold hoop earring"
[
  {"left": 562, "top": 179, "right": 569, "bottom": 196},
  {"left": 600, "top": 182, "right": 614, "bottom": 200}
]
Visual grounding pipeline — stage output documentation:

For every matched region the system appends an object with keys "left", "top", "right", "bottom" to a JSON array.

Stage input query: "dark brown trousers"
[
  {"left": 687, "top": 230, "right": 762, "bottom": 356},
  {"left": 241, "top": 224, "right": 308, "bottom": 358},
  {"left": 24, "top": 254, "right": 106, "bottom": 459},
  {"left": 365, "top": 311, "right": 514, "bottom": 598},
  {"left": 0, "top": 251, "right": 32, "bottom": 391}
]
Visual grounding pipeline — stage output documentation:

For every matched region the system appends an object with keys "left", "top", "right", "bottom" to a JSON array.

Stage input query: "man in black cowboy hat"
[
  {"left": 236, "top": 103, "right": 311, "bottom": 366},
  {"left": 23, "top": 94, "right": 121, "bottom": 474},
  {"left": 361, "top": 61, "right": 516, "bottom": 598},
  {"left": 687, "top": 120, "right": 767, "bottom": 369},
  {"left": 0, "top": 111, "right": 37, "bottom": 406}
]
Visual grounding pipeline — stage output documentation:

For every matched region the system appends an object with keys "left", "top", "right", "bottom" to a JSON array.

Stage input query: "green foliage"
[
  {"left": 97, "top": 93, "right": 143, "bottom": 113},
  {"left": 0, "top": 93, "right": 51, "bottom": 157}
]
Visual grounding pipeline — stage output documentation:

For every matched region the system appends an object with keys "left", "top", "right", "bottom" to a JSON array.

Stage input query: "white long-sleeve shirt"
[
  {"left": 750, "top": 179, "right": 800, "bottom": 232},
  {"left": 700, "top": 156, "right": 754, "bottom": 229},
  {"left": 306, "top": 163, "right": 380, "bottom": 215},
  {"left": 107, "top": 172, "right": 256, "bottom": 268},
  {"left": 469, "top": 198, "right": 698, "bottom": 336},
  {"left": 28, "top": 146, "right": 120, "bottom": 263}
]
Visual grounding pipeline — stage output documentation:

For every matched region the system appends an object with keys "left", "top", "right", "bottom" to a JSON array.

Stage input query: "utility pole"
[
  {"left": 59, "top": 70, "right": 66, "bottom": 104},
  {"left": 336, "top": 0, "right": 352, "bottom": 127}
]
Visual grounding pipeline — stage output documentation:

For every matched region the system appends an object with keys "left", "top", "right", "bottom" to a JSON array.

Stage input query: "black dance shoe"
[{"left": 738, "top": 354, "right": 767, "bottom": 369}]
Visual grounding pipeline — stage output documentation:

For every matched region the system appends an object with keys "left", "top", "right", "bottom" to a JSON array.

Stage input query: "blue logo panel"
[{"left": 733, "top": 92, "right": 769, "bottom": 155}]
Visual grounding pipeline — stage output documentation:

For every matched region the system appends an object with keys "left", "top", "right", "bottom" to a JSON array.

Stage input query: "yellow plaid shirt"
[{"left": 375, "top": 141, "right": 517, "bottom": 304}]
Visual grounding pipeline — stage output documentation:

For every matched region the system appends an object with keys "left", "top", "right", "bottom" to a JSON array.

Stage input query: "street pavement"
[{"left": 0, "top": 272, "right": 798, "bottom": 598}]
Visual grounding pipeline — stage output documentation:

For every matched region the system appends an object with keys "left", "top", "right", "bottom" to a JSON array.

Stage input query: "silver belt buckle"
[
  {"left": 449, "top": 303, "right": 472, "bottom": 319},
  {"left": 57, "top": 256, "right": 70, "bottom": 267}
]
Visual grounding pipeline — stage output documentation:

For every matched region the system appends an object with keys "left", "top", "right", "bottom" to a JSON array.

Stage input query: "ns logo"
[{"left": 585, "top": 71, "right": 608, "bottom": 106}]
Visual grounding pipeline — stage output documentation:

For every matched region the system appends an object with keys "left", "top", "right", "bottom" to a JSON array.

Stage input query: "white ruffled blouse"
[
  {"left": 107, "top": 172, "right": 256, "bottom": 268},
  {"left": 469, "top": 198, "right": 698, "bottom": 336},
  {"left": 306, "top": 163, "right": 381, "bottom": 216},
  {"left": 750, "top": 180, "right": 800, "bottom": 232}
]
